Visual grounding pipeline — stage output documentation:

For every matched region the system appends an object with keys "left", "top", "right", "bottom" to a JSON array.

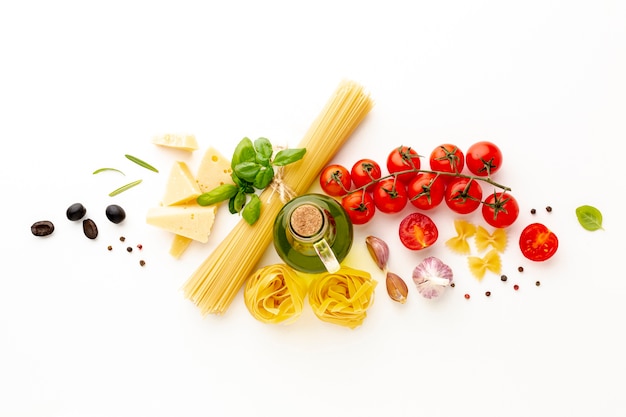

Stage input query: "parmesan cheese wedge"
[
  {"left": 146, "top": 205, "right": 216, "bottom": 243},
  {"left": 152, "top": 133, "right": 199, "bottom": 151},
  {"left": 162, "top": 161, "right": 202, "bottom": 206},
  {"left": 196, "top": 146, "right": 234, "bottom": 192}
]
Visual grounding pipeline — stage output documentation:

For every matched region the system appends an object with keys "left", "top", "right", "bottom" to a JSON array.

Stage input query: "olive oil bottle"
[{"left": 273, "top": 194, "right": 353, "bottom": 274}]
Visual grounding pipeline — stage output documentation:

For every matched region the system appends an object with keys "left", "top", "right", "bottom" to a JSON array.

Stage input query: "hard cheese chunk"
[
  {"left": 146, "top": 205, "right": 216, "bottom": 243},
  {"left": 196, "top": 146, "right": 234, "bottom": 193},
  {"left": 169, "top": 234, "right": 193, "bottom": 258},
  {"left": 152, "top": 133, "right": 199, "bottom": 151},
  {"left": 162, "top": 161, "right": 202, "bottom": 206}
]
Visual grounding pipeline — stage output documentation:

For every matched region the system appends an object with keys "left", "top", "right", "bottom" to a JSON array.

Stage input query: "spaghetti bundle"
[
  {"left": 183, "top": 80, "right": 374, "bottom": 315},
  {"left": 244, "top": 264, "right": 307, "bottom": 324},
  {"left": 308, "top": 266, "right": 376, "bottom": 329}
]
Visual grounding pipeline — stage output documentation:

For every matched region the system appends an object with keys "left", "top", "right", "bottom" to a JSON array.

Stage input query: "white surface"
[{"left": 1, "top": 1, "right": 625, "bottom": 416}]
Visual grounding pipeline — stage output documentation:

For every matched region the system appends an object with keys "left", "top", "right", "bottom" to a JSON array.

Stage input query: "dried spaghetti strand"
[
  {"left": 183, "top": 80, "right": 373, "bottom": 315},
  {"left": 244, "top": 264, "right": 307, "bottom": 324},
  {"left": 308, "top": 266, "right": 376, "bottom": 329}
]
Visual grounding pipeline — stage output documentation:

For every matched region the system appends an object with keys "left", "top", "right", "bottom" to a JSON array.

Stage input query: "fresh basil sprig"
[{"left": 197, "top": 137, "right": 306, "bottom": 225}]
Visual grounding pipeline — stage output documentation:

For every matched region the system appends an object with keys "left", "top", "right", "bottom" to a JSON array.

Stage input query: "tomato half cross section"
[
  {"left": 519, "top": 223, "right": 558, "bottom": 261},
  {"left": 399, "top": 212, "right": 438, "bottom": 250}
]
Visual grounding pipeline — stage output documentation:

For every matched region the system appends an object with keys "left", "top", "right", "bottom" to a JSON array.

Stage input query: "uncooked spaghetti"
[{"left": 183, "top": 80, "right": 373, "bottom": 315}]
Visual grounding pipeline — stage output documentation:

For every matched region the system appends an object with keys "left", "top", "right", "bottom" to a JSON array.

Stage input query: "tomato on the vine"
[
  {"left": 429, "top": 144, "right": 464, "bottom": 175},
  {"left": 319, "top": 164, "right": 351, "bottom": 197},
  {"left": 444, "top": 177, "right": 483, "bottom": 214},
  {"left": 351, "top": 159, "right": 382, "bottom": 190},
  {"left": 481, "top": 191, "right": 519, "bottom": 228},
  {"left": 519, "top": 223, "right": 559, "bottom": 262},
  {"left": 341, "top": 190, "right": 376, "bottom": 225},
  {"left": 406, "top": 173, "right": 445, "bottom": 211},
  {"left": 372, "top": 178, "right": 408, "bottom": 213},
  {"left": 398, "top": 212, "right": 438, "bottom": 250},
  {"left": 465, "top": 141, "right": 503, "bottom": 177},
  {"left": 386, "top": 146, "right": 421, "bottom": 184}
]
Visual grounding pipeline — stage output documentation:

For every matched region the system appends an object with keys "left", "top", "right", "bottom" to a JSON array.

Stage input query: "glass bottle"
[{"left": 273, "top": 193, "right": 353, "bottom": 274}]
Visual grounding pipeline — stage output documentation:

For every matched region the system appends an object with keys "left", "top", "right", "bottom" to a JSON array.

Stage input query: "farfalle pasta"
[
  {"left": 244, "top": 264, "right": 308, "bottom": 324},
  {"left": 475, "top": 225, "right": 507, "bottom": 253},
  {"left": 467, "top": 249, "right": 502, "bottom": 280},
  {"left": 308, "top": 266, "right": 377, "bottom": 329},
  {"left": 445, "top": 219, "right": 477, "bottom": 254}
]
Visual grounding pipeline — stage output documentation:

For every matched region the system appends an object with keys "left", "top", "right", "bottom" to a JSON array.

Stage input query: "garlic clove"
[
  {"left": 365, "top": 235, "right": 389, "bottom": 271},
  {"left": 386, "top": 271, "right": 408, "bottom": 304}
]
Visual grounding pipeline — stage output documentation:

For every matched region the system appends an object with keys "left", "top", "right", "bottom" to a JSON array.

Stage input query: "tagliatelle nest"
[
  {"left": 244, "top": 264, "right": 308, "bottom": 324},
  {"left": 308, "top": 266, "right": 377, "bottom": 329}
]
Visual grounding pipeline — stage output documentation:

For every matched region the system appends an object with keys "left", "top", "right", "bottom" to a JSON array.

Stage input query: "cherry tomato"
[
  {"left": 351, "top": 159, "right": 382, "bottom": 190},
  {"left": 429, "top": 144, "right": 464, "bottom": 175},
  {"left": 398, "top": 212, "right": 438, "bottom": 250},
  {"left": 386, "top": 146, "right": 421, "bottom": 184},
  {"left": 372, "top": 178, "right": 408, "bottom": 213},
  {"left": 481, "top": 191, "right": 519, "bottom": 228},
  {"left": 341, "top": 190, "right": 376, "bottom": 225},
  {"left": 444, "top": 177, "right": 483, "bottom": 214},
  {"left": 519, "top": 223, "right": 559, "bottom": 262},
  {"left": 407, "top": 173, "right": 445, "bottom": 211},
  {"left": 319, "top": 164, "right": 351, "bottom": 197},
  {"left": 465, "top": 141, "right": 503, "bottom": 177}
]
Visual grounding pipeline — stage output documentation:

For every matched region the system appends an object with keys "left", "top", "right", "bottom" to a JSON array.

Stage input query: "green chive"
[
  {"left": 93, "top": 167, "right": 125, "bottom": 175},
  {"left": 109, "top": 179, "right": 143, "bottom": 196},
  {"left": 125, "top": 154, "right": 159, "bottom": 173}
]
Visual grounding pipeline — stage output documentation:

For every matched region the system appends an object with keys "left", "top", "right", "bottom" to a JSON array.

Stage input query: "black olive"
[
  {"left": 83, "top": 218, "right": 98, "bottom": 239},
  {"left": 105, "top": 204, "right": 126, "bottom": 224},
  {"left": 66, "top": 203, "right": 87, "bottom": 221},
  {"left": 31, "top": 220, "right": 55, "bottom": 236}
]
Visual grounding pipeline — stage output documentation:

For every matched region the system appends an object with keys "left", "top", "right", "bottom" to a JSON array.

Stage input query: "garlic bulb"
[{"left": 412, "top": 257, "right": 453, "bottom": 299}]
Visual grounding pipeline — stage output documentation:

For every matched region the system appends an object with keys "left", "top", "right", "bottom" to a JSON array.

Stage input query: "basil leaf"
[
  {"left": 197, "top": 184, "right": 239, "bottom": 206},
  {"left": 576, "top": 205, "right": 604, "bottom": 231},
  {"left": 254, "top": 166, "right": 275, "bottom": 189},
  {"left": 232, "top": 190, "right": 247, "bottom": 213},
  {"left": 242, "top": 194, "right": 261, "bottom": 225},
  {"left": 254, "top": 137, "right": 273, "bottom": 165},
  {"left": 272, "top": 148, "right": 306, "bottom": 166},
  {"left": 234, "top": 161, "right": 262, "bottom": 182},
  {"left": 231, "top": 137, "right": 256, "bottom": 170},
  {"left": 228, "top": 196, "right": 238, "bottom": 214}
]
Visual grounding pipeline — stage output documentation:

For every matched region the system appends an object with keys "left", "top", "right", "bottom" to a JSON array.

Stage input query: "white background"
[{"left": 1, "top": 1, "right": 625, "bottom": 416}]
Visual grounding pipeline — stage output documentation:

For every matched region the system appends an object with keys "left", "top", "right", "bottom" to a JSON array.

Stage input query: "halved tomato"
[
  {"left": 519, "top": 223, "right": 558, "bottom": 261},
  {"left": 399, "top": 212, "right": 438, "bottom": 250}
]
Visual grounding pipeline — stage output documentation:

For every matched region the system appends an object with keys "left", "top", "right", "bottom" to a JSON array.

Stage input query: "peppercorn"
[
  {"left": 518, "top": 266, "right": 524, "bottom": 272},
  {"left": 485, "top": 291, "right": 491, "bottom": 297},
  {"left": 450, "top": 282, "right": 455, "bottom": 288},
  {"left": 500, "top": 274, "right": 508, "bottom": 282},
  {"left": 535, "top": 281, "right": 541, "bottom": 287},
  {"left": 546, "top": 206, "right": 552, "bottom": 212},
  {"left": 107, "top": 245, "right": 113, "bottom": 251},
  {"left": 127, "top": 246, "right": 133, "bottom": 253},
  {"left": 464, "top": 294, "right": 470, "bottom": 299},
  {"left": 530, "top": 208, "right": 536, "bottom": 214},
  {"left": 513, "top": 284, "right": 520, "bottom": 291},
  {"left": 120, "top": 236, "right": 126, "bottom": 242},
  {"left": 139, "top": 260, "right": 146, "bottom": 267}
]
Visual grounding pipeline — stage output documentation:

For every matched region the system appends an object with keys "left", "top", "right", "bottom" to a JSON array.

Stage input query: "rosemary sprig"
[
  {"left": 93, "top": 167, "right": 125, "bottom": 175},
  {"left": 125, "top": 154, "right": 159, "bottom": 173},
  {"left": 109, "top": 179, "right": 143, "bottom": 197}
]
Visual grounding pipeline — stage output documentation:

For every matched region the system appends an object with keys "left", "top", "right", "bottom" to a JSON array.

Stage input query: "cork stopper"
[{"left": 290, "top": 204, "right": 324, "bottom": 237}]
